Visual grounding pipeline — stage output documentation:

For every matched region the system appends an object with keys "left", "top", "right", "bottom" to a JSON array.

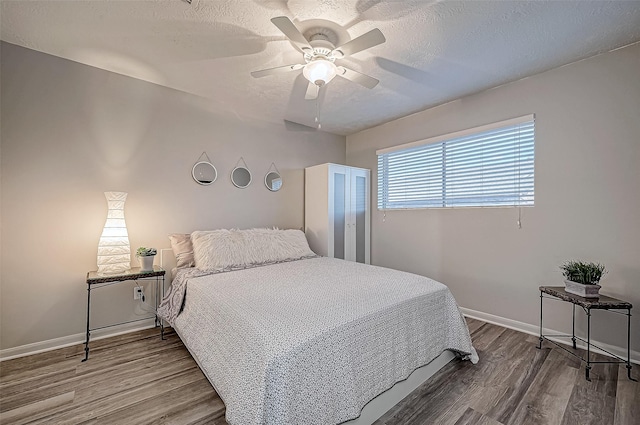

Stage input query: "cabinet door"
[
  {"left": 349, "top": 168, "right": 370, "bottom": 264},
  {"left": 328, "top": 165, "right": 348, "bottom": 260}
]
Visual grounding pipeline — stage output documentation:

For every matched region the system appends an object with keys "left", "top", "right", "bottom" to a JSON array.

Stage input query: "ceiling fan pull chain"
[{"left": 316, "top": 91, "right": 321, "bottom": 129}]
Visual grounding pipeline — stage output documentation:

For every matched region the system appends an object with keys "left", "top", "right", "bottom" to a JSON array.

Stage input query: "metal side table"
[
  {"left": 83, "top": 266, "right": 165, "bottom": 361},
  {"left": 537, "top": 286, "right": 635, "bottom": 381}
]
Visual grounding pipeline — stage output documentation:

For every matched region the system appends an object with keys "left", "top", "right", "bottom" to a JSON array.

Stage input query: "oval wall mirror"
[
  {"left": 192, "top": 161, "right": 217, "bottom": 185},
  {"left": 231, "top": 166, "right": 252, "bottom": 188},
  {"left": 265, "top": 171, "right": 282, "bottom": 192}
]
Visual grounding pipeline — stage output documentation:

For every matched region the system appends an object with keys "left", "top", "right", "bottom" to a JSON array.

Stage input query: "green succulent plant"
[
  {"left": 560, "top": 261, "right": 606, "bottom": 285},
  {"left": 136, "top": 247, "right": 157, "bottom": 257}
]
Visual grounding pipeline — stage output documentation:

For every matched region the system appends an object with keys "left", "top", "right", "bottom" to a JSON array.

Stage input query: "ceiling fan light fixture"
[{"left": 303, "top": 58, "right": 337, "bottom": 86}]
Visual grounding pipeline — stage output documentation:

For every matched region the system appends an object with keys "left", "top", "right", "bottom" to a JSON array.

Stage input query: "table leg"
[
  {"left": 82, "top": 284, "right": 91, "bottom": 362},
  {"left": 160, "top": 276, "right": 165, "bottom": 340},
  {"left": 627, "top": 308, "right": 636, "bottom": 381},
  {"left": 572, "top": 304, "right": 577, "bottom": 349},
  {"left": 154, "top": 276, "right": 159, "bottom": 328},
  {"left": 537, "top": 291, "right": 543, "bottom": 349},
  {"left": 586, "top": 309, "right": 591, "bottom": 381}
]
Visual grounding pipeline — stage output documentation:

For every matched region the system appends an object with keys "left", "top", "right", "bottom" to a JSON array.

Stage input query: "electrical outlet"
[{"left": 134, "top": 286, "right": 144, "bottom": 300}]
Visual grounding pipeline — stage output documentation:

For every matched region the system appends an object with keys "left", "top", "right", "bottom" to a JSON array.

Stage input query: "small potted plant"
[
  {"left": 136, "top": 247, "right": 157, "bottom": 272},
  {"left": 560, "top": 260, "right": 606, "bottom": 298}
]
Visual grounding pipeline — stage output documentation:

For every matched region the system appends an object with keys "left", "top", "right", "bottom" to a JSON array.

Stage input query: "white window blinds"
[{"left": 377, "top": 115, "right": 535, "bottom": 209}]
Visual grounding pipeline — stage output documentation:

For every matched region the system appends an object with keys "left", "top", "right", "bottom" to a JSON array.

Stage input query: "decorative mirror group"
[{"left": 191, "top": 152, "right": 282, "bottom": 192}]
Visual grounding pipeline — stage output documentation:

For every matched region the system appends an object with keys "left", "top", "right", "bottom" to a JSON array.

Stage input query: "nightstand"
[{"left": 83, "top": 266, "right": 166, "bottom": 361}]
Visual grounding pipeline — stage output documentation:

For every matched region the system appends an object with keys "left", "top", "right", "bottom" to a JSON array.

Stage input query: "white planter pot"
[
  {"left": 564, "top": 280, "right": 601, "bottom": 298},
  {"left": 138, "top": 255, "right": 155, "bottom": 272}
]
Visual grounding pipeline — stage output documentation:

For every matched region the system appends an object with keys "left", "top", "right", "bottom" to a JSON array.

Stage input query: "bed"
[{"left": 158, "top": 228, "right": 477, "bottom": 425}]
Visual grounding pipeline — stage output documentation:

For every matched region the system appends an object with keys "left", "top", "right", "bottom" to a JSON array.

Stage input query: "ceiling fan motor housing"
[
  {"left": 305, "top": 39, "right": 336, "bottom": 62},
  {"left": 304, "top": 26, "right": 339, "bottom": 45}
]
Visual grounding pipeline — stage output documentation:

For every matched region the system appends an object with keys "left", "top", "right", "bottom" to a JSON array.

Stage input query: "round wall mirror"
[
  {"left": 192, "top": 161, "right": 217, "bottom": 185},
  {"left": 265, "top": 171, "right": 283, "bottom": 192},
  {"left": 231, "top": 166, "right": 252, "bottom": 188}
]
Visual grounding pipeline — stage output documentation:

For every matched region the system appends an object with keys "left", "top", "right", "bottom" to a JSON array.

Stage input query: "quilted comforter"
[{"left": 159, "top": 257, "right": 477, "bottom": 425}]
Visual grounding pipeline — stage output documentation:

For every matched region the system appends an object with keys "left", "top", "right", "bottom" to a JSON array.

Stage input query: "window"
[{"left": 377, "top": 115, "right": 534, "bottom": 209}]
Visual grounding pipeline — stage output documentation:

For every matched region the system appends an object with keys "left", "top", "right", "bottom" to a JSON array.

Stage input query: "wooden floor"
[
  {"left": 375, "top": 319, "right": 639, "bottom": 425},
  {"left": 1, "top": 319, "right": 638, "bottom": 424}
]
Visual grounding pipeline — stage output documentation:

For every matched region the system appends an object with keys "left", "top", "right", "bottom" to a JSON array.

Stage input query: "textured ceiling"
[{"left": 2, "top": 0, "right": 640, "bottom": 135}]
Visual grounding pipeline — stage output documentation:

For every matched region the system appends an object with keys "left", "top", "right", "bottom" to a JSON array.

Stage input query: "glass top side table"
[
  {"left": 537, "top": 286, "right": 634, "bottom": 381},
  {"left": 83, "top": 266, "right": 166, "bottom": 361}
]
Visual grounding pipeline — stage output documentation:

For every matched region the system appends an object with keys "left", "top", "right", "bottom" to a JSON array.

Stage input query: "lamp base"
[{"left": 97, "top": 264, "right": 131, "bottom": 276}]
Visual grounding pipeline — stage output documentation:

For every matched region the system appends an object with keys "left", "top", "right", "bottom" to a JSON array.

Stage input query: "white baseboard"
[
  {"left": 460, "top": 307, "right": 640, "bottom": 365},
  {"left": 0, "top": 319, "right": 157, "bottom": 362}
]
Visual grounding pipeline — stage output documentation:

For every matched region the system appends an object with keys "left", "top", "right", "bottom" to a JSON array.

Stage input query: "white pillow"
[{"left": 191, "top": 228, "right": 315, "bottom": 271}]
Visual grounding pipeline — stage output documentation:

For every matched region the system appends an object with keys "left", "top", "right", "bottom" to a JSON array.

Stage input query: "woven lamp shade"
[{"left": 97, "top": 192, "right": 131, "bottom": 274}]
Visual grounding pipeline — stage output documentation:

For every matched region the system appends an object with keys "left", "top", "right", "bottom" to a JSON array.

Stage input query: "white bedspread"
[{"left": 168, "top": 257, "right": 477, "bottom": 425}]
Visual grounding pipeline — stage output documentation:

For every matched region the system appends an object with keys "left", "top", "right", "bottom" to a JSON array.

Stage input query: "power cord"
[{"left": 132, "top": 282, "right": 157, "bottom": 315}]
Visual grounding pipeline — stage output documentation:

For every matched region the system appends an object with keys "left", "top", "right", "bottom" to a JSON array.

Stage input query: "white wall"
[
  {"left": 0, "top": 42, "right": 345, "bottom": 351},
  {"left": 347, "top": 43, "right": 640, "bottom": 355}
]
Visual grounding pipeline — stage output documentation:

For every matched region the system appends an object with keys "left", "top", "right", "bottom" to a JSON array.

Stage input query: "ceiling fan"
[{"left": 251, "top": 17, "right": 386, "bottom": 100}]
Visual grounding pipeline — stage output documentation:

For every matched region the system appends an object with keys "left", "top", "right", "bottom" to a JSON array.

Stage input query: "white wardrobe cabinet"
[{"left": 305, "top": 163, "right": 370, "bottom": 264}]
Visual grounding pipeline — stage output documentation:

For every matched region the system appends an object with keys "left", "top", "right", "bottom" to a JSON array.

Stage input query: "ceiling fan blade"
[
  {"left": 375, "top": 57, "right": 430, "bottom": 84},
  {"left": 251, "top": 63, "right": 303, "bottom": 78},
  {"left": 271, "top": 16, "right": 313, "bottom": 53},
  {"left": 304, "top": 82, "right": 319, "bottom": 100},
  {"left": 332, "top": 28, "right": 385, "bottom": 58},
  {"left": 336, "top": 66, "right": 379, "bottom": 89},
  {"left": 284, "top": 119, "right": 318, "bottom": 132}
]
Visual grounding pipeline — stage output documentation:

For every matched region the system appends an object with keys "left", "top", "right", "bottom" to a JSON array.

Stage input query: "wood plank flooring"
[
  {"left": 1, "top": 319, "right": 637, "bottom": 424},
  {"left": 374, "top": 319, "right": 639, "bottom": 425}
]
